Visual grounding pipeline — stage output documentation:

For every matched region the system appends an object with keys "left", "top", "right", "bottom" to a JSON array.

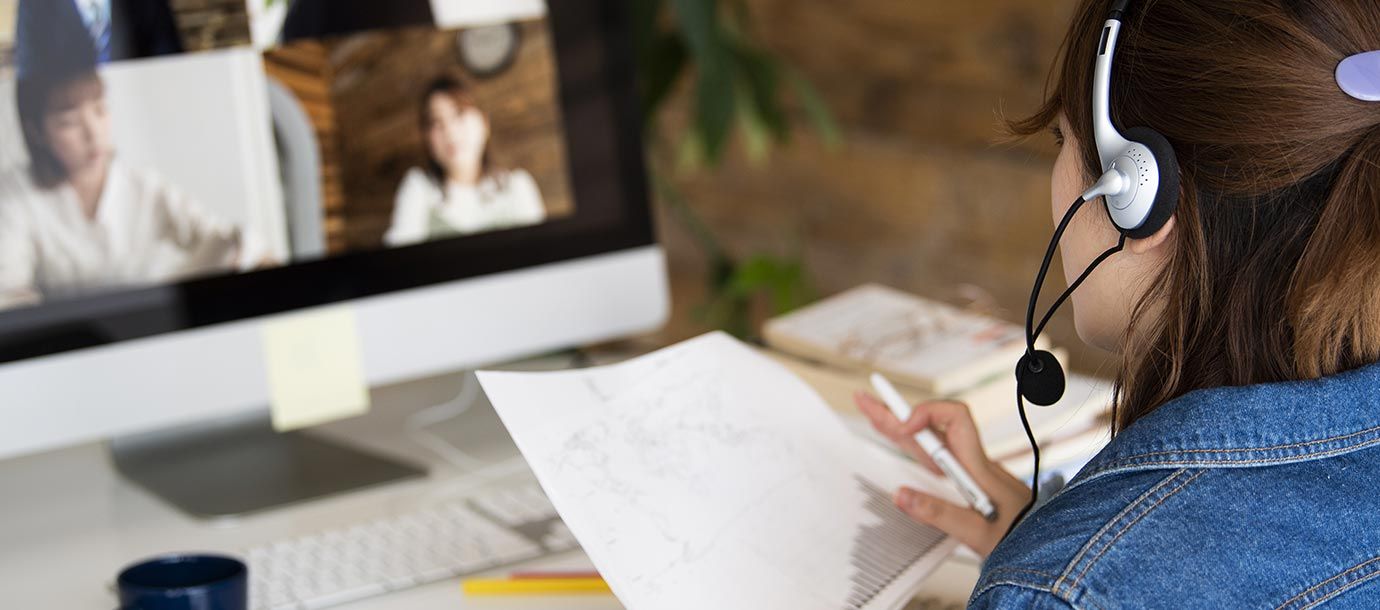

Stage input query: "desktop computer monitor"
[{"left": 0, "top": 0, "right": 667, "bottom": 514}]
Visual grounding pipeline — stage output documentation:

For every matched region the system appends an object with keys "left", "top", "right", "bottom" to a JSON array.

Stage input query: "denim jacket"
[{"left": 970, "top": 362, "right": 1380, "bottom": 609}]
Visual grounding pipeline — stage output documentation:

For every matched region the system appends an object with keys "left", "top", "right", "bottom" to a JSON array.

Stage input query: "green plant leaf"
[
  {"left": 729, "top": 256, "right": 780, "bottom": 295},
  {"left": 675, "top": 129, "right": 707, "bottom": 173},
  {"left": 770, "top": 261, "right": 812, "bottom": 314},
  {"left": 736, "top": 88, "right": 772, "bottom": 164},
  {"left": 669, "top": 0, "right": 735, "bottom": 162},
  {"left": 632, "top": 0, "right": 684, "bottom": 123},
  {"left": 699, "top": 252, "right": 814, "bottom": 339},
  {"left": 635, "top": 0, "right": 827, "bottom": 337},
  {"left": 640, "top": 34, "right": 688, "bottom": 122},
  {"left": 732, "top": 41, "right": 789, "bottom": 142},
  {"left": 786, "top": 67, "right": 841, "bottom": 148},
  {"left": 694, "top": 65, "right": 736, "bottom": 163},
  {"left": 668, "top": 0, "right": 720, "bottom": 63},
  {"left": 726, "top": 0, "right": 752, "bottom": 31}
]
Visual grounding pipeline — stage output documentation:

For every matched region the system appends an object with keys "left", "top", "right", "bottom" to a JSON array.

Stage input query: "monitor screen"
[{"left": 0, "top": 0, "right": 652, "bottom": 364}]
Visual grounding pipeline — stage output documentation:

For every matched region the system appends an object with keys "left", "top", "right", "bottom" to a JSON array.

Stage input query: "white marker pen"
[{"left": 869, "top": 373, "right": 998, "bottom": 521}]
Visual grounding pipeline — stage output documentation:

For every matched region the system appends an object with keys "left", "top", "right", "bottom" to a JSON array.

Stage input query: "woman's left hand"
[{"left": 853, "top": 391, "right": 1031, "bottom": 557}]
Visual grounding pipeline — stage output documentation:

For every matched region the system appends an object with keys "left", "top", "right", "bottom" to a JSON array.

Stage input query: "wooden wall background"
[
  {"left": 263, "top": 41, "right": 349, "bottom": 254},
  {"left": 329, "top": 20, "right": 574, "bottom": 251},
  {"left": 649, "top": 0, "right": 1116, "bottom": 374}
]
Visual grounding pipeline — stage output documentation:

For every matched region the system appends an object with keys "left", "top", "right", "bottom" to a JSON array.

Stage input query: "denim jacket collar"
[{"left": 1066, "top": 361, "right": 1380, "bottom": 491}]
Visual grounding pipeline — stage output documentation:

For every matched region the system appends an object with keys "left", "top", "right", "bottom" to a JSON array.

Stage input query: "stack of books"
[{"left": 762, "top": 284, "right": 1113, "bottom": 480}]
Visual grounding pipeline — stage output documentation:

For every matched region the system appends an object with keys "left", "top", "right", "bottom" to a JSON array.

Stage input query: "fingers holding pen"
[
  {"left": 893, "top": 400, "right": 1015, "bottom": 492},
  {"left": 857, "top": 379, "right": 1032, "bottom": 559},
  {"left": 906, "top": 403, "right": 1033, "bottom": 520},
  {"left": 894, "top": 487, "right": 1003, "bottom": 557},
  {"left": 853, "top": 391, "right": 942, "bottom": 475},
  {"left": 862, "top": 392, "right": 1030, "bottom": 510}
]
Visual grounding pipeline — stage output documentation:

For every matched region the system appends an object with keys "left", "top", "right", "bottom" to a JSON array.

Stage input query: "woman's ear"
[{"left": 1127, "top": 215, "right": 1175, "bottom": 255}]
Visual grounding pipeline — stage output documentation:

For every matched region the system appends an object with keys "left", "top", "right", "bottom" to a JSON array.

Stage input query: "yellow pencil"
[{"left": 461, "top": 577, "right": 613, "bottom": 596}]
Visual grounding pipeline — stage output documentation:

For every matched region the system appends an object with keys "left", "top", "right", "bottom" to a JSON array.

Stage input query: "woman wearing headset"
[{"left": 856, "top": 0, "right": 1380, "bottom": 606}]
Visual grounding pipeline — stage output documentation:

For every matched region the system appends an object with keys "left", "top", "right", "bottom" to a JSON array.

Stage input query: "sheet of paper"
[
  {"left": 261, "top": 306, "right": 370, "bottom": 432},
  {"left": 478, "top": 332, "right": 960, "bottom": 610}
]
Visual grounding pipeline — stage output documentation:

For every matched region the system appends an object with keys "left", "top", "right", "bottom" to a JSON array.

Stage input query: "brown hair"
[
  {"left": 15, "top": 70, "right": 105, "bottom": 189},
  {"left": 418, "top": 74, "right": 497, "bottom": 186},
  {"left": 1010, "top": 0, "right": 1380, "bottom": 433}
]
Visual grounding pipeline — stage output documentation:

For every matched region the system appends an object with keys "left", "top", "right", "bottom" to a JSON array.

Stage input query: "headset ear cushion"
[{"left": 1120, "top": 126, "right": 1180, "bottom": 239}]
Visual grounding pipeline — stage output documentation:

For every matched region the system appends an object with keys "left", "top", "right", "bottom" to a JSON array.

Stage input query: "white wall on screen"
[
  {"left": 429, "top": 0, "right": 546, "bottom": 28},
  {"left": 0, "top": 77, "right": 22, "bottom": 170},
  {"left": 101, "top": 49, "right": 289, "bottom": 261},
  {"left": 245, "top": 0, "right": 547, "bottom": 51}
]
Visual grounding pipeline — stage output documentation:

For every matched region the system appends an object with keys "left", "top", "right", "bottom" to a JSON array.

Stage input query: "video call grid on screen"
[{"left": 0, "top": 0, "right": 653, "bottom": 361}]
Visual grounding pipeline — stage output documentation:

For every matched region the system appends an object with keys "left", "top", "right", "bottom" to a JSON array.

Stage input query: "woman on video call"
[
  {"left": 852, "top": 0, "right": 1380, "bottom": 607},
  {"left": 385, "top": 76, "right": 546, "bottom": 247},
  {"left": 0, "top": 61, "right": 261, "bottom": 310}
]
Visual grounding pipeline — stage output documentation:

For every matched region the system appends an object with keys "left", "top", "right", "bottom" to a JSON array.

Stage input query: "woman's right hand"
[{"left": 853, "top": 392, "right": 1032, "bottom": 557}]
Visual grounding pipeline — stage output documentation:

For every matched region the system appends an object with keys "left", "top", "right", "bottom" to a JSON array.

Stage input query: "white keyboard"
[{"left": 246, "top": 481, "right": 579, "bottom": 610}]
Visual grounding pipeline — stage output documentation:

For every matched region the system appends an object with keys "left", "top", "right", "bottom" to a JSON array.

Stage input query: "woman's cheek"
[
  {"left": 49, "top": 129, "right": 88, "bottom": 168},
  {"left": 427, "top": 128, "right": 451, "bottom": 163}
]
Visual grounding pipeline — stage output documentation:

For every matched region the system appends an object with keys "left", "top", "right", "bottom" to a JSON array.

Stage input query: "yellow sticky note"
[
  {"left": 262, "top": 306, "right": 370, "bottom": 432},
  {"left": 0, "top": 1, "right": 17, "bottom": 46}
]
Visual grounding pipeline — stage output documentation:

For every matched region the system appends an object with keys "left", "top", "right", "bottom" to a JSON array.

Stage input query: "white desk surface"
[{"left": 0, "top": 352, "right": 981, "bottom": 608}]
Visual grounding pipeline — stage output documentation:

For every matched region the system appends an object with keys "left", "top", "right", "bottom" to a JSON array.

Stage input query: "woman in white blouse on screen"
[
  {"left": 0, "top": 69, "right": 261, "bottom": 311},
  {"left": 384, "top": 75, "right": 546, "bottom": 247}
]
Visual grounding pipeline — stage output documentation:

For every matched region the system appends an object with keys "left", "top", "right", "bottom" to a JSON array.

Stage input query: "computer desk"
[{"left": 0, "top": 349, "right": 981, "bottom": 608}]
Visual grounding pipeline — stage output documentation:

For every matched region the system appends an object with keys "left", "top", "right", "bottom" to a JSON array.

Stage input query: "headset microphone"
[
  {"left": 1005, "top": 0, "right": 1180, "bottom": 536},
  {"left": 1016, "top": 351, "right": 1065, "bottom": 407},
  {"left": 1015, "top": 171, "right": 1131, "bottom": 410}
]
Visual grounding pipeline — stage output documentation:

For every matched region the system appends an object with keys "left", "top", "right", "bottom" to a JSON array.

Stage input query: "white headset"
[
  {"left": 1007, "top": 0, "right": 1181, "bottom": 533},
  {"left": 1082, "top": 0, "right": 1180, "bottom": 238}
]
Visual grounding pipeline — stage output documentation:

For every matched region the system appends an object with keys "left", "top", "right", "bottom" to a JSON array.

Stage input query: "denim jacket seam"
[
  {"left": 970, "top": 578, "right": 1092, "bottom": 609},
  {"left": 1068, "top": 469, "right": 1204, "bottom": 590},
  {"left": 1275, "top": 554, "right": 1380, "bottom": 610},
  {"left": 981, "top": 567, "right": 1060, "bottom": 582},
  {"left": 1052, "top": 469, "right": 1191, "bottom": 596},
  {"left": 1091, "top": 424, "right": 1380, "bottom": 468},
  {"left": 970, "top": 579, "right": 1054, "bottom": 600},
  {"left": 1298, "top": 574, "right": 1380, "bottom": 610},
  {"left": 1077, "top": 438, "right": 1380, "bottom": 483},
  {"left": 1057, "top": 469, "right": 1204, "bottom": 594}
]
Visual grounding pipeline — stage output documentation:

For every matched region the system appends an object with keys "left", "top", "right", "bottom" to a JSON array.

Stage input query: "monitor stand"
[{"left": 109, "top": 411, "right": 426, "bottom": 519}]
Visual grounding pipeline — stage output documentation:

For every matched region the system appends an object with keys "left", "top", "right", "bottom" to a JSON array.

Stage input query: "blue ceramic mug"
[{"left": 116, "top": 554, "right": 247, "bottom": 610}]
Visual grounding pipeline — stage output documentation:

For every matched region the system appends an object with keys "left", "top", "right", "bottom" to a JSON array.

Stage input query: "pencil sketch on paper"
[{"left": 478, "top": 332, "right": 960, "bottom": 610}]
